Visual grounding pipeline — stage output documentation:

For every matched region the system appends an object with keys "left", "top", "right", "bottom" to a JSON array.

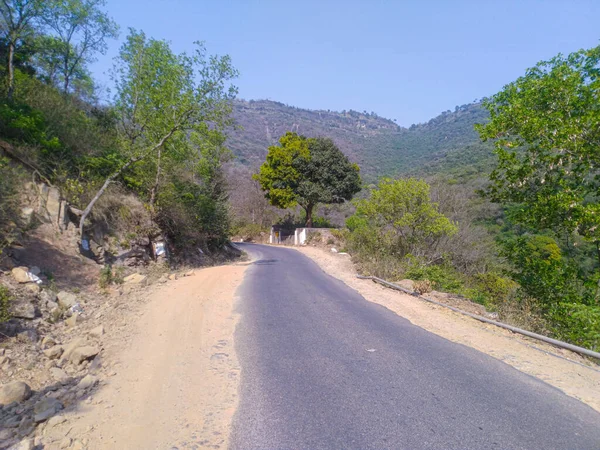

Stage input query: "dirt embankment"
[
  {"left": 37, "top": 263, "right": 248, "bottom": 449},
  {"left": 295, "top": 246, "right": 600, "bottom": 413}
]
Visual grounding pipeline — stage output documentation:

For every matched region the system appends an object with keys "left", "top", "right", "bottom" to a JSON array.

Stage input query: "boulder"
[
  {"left": 88, "top": 325, "right": 104, "bottom": 338},
  {"left": 123, "top": 273, "right": 147, "bottom": 285},
  {"left": 0, "top": 381, "right": 31, "bottom": 405},
  {"left": 11, "top": 267, "right": 30, "bottom": 284},
  {"left": 56, "top": 291, "right": 77, "bottom": 309},
  {"left": 33, "top": 397, "right": 62, "bottom": 422},
  {"left": 43, "top": 345, "right": 64, "bottom": 360},
  {"left": 168, "top": 273, "right": 178, "bottom": 281},
  {"left": 69, "top": 346, "right": 100, "bottom": 365},
  {"left": 184, "top": 270, "right": 194, "bottom": 277},
  {"left": 11, "top": 302, "right": 36, "bottom": 320}
]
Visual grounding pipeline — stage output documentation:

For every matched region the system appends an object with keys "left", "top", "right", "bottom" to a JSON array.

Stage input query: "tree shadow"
[
  {"left": 252, "top": 259, "right": 278, "bottom": 265},
  {"left": 10, "top": 236, "right": 98, "bottom": 292}
]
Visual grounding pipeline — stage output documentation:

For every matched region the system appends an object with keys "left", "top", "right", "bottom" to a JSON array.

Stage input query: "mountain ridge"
[{"left": 227, "top": 99, "right": 493, "bottom": 180}]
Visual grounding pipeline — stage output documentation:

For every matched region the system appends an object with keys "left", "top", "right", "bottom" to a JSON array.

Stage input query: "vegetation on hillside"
[
  {"left": 227, "top": 99, "right": 493, "bottom": 180},
  {"left": 0, "top": 0, "right": 237, "bottom": 260}
]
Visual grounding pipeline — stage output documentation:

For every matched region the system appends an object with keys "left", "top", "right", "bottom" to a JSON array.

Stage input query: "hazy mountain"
[{"left": 227, "top": 99, "right": 494, "bottom": 180}]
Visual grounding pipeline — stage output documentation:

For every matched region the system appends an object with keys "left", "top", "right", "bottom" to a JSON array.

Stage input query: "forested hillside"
[{"left": 227, "top": 100, "right": 493, "bottom": 179}]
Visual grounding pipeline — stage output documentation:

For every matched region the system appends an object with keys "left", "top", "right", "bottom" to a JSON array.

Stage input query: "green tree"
[
  {"left": 0, "top": 0, "right": 42, "bottom": 98},
  {"left": 256, "top": 132, "right": 361, "bottom": 227},
  {"left": 32, "top": 34, "right": 94, "bottom": 98},
  {"left": 41, "top": 0, "right": 118, "bottom": 94},
  {"left": 476, "top": 45, "right": 600, "bottom": 265},
  {"left": 77, "top": 29, "right": 237, "bottom": 238},
  {"left": 351, "top": 178, "right": 457, "bottom": 258}
]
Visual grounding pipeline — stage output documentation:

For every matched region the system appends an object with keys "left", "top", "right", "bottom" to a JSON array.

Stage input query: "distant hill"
[{"left": 227, "top": 99, "right": 494, "bottom": 180}]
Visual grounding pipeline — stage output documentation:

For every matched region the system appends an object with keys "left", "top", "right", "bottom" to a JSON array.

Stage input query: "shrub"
[
  {"left": 98, "top": 265, "right": 125, "bottom": 289},
  {"left": 0, "top": 158, "right": 21, "bottom": 248},
  {"left": 306, "top": 231, "right": 322, "bottom": 244},
  {"left": 0, "top": 285, "right": 12, "bottom": 323},
  {"left": 414, "top": 279, "right": 433, "bottom": 295},
  {"left": 550, "top": 303, "right": 600, "bottom": 351},
  {"left": 232, "top": 222, "right": 265, "bottom": 241}
]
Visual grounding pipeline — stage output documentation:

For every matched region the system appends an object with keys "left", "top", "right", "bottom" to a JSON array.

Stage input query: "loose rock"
[
  {"left": 43, "top": 345, "right": 63, "bottom": 360},
  {"left": 123, "top": 273, "right": 147, "bottom": 285},
  {"left": 11, "top": 267, "right": 30, "bottom": 284},
  {"left": 49, "top": 367, "right": 69, "bottom": 382},
  {"left": 11, "top": 302, "right": 36, "bottom": 320},
  {"left": 69, "top": 346, "right": 100, "bottom": 365},
  {"left": 24, "top": 284, "right": 40, "bottom": 295},
  {"left": 33, "top": 397, "right": 63, "bottom": 422},
  {"left": 56, "top": 291, "right": 78, "bottom": 309},
  {"left": 77, "top": 374, "right": 98, "bottom": 390},
  {"left": 16, "top": 330, "right": 37, "bottom": 343},
  {"left": 0, "top": 381, "right": 32, "bottom": 405},
  {"left": 65, "top": 312, "right": 79, "bottom": 328},
  {"left": 88, "top": 325, "right": 104, "bottom": 338}
]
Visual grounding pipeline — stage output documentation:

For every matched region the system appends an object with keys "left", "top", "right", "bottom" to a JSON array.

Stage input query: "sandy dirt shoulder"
[
  {"left": 44, "top": 263, "right": 248, "bottom": 450},
  {"left": 294, "top": 245, "right": 600, "bottom": 413}
]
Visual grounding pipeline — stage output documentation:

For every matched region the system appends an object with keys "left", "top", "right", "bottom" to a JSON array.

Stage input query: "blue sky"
[{"left": 90, "top": 0, "right": 600, "bottom": 126}]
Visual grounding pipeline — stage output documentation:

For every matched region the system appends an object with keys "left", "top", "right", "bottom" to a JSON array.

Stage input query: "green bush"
[
  {"left": 98, "top": 265, "right": 125, "bottom": 289},
  {"left": 0, "top": 158, "right": 20, "bottom": 248},
  {"left": 233, "top": 222, "right": 265, "bottom": 241},
  {"left": 0, "top": 285, "right": 12, "bottom": 323},
  {"left": 501, "top": 235, "right": 591, "bottom": 309},
  {"left": 550, "top": 303, "right": 600, "bottom": 351},
  {"left": 404, "top": 258, "right": 465, "bottom": 293}
]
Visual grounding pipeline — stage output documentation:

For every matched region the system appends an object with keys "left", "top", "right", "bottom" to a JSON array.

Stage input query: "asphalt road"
[{"left": 229, "top": 243, "right": 600, "bottom": 450}]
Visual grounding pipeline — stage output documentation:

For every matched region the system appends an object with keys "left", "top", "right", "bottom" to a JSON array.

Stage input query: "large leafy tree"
[
  {"left": 476, "top": 45, "right": 600, "bottom": 261},
  {"left": 0, "top": 0, "right": 42, "bottom": 98},
  {"left": 78, "top": 29, "right": 237, "bottom": 238},
  {"left": 256, "top": 132, "right": 361, "bottom": 227},
  {"left": 41, "top": 0, "right": 117, "bottom": 94}
]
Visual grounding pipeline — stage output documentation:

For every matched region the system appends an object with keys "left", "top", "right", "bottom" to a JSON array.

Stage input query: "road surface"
[{"left": 230, "top": 243, "right": 600, "bottom": 450}]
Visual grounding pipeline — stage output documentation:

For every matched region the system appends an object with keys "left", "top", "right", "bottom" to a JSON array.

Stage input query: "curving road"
[{"left": 230, "top": 243, "right": 600, "bottom": 450}]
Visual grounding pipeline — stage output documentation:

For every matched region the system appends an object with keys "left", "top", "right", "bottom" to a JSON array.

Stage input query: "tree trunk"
[
  {"left": 63, "top": 56, "right": 70, "bottom": 94},
  {"left": 149, "top": 147, "right": 162, "bottom": 209},
  {"left": 78, "top": 157, "right": 139, "bottom": 238},
  {"left": 7, "top": 42, "right": 15, "bottom": 100},
  {"left": 78, "top": 175, "right": 116, "bottom": 239},
  {"left": 305, "top": 203, "right": 314, "bottom": 228}
]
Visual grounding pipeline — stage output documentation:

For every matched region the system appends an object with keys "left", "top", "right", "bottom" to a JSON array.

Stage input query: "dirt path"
[
  {"left": 48, "top": 263, "right": 248, "bottom": 449},
  {"left": 295, "top": 246, "right": 600, "bottom": 413}
]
